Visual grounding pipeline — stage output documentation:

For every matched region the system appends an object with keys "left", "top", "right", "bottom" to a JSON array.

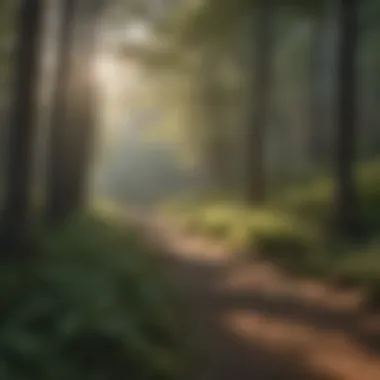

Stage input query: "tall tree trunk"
[
  {"left": 308, "top": 11, "right": 325, "bottom": 166},
  {"left": 1, "top": 0, "right": 44, "bottom": 250},
  {"left": 247, "top": 0, "right": 274, "bottom": 203},
  {"left": 46, "top": 0, "right": 100, "bottom": 225},
  {"left": 45, "top": 0, "right": 77, "bottom": 225},
  {"left": 200, "top": 50, "right": 230, "bottom": 191},
  {"left": 334, "top": 0, "right": 361, "bottom": 237},
  {"left": 66, "top": 6, "right": 99, "bottom": 215},
  {"left": 309, "top": 2, "right": 339, "bottom": 169}
]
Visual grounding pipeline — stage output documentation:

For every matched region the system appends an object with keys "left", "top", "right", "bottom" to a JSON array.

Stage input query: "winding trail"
[{"left": 132, "top": 211, "right": 380, "bottom": 380}]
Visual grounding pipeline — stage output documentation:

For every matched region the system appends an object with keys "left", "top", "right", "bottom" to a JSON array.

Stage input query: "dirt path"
[{"left": 134, "top": 212, "right": 380, "bottom": 380}]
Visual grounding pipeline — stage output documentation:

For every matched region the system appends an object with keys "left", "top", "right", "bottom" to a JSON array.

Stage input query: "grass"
[
  {"left": 0, "top": 214, "right": 189, "bottom": 380},
  {"left": 162, "top": 159, "right": 380, "bottom": 306}
]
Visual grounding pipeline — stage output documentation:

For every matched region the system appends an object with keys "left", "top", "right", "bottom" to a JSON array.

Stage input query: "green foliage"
[
  {"left": 159, "top": 0, "right": 322, "bottom": 49},
  {"left": 330, "top": 241, "right": 380, "bottom": 287},
  {"left": 277, "top": 159, "right": 380, "bottom": 231},
  {"left": 167, "top": 201, "right": 317, "bottom": 265},
  {"left": 0, "top": 217, "right": 186, "bottom": 380},
  {"left": 163, "top": 159, "right": 380, "bottom": 304}
]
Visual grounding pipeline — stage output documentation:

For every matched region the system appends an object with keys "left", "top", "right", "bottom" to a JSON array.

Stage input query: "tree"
[
  {"left": 246, "top": 0, "right": 275, "bottom": 203},
  {"left": 333, "top": 0, "right": 361, "bottom": 237},
  {"left": 308, "top": 7, "right": 326, "bottom": 166},
  {"left": 199, "top": 48, "right": 231, "bottom": 190},
  {"left": 65, "top": 1, "right": 101, "bottom": 217},
  {"left": 307, "top": 1, "right": 337, "bottom": 168},
  {"left": 46, "top": 0, "right": 101, "bottom": 224},
  {"left": 46, "top": 0, "right": 78, "bottom": 224},
  {"left": 1, "top": 0, "right": 44, "bottom": 251}
]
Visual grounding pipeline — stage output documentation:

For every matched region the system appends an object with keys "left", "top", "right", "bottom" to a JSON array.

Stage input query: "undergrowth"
[
  {"left": 0, "top": 215, "right": 188, "bottom": 380},
  {"left": 162, "top": 159, "right": 380, "bottom": 306}
]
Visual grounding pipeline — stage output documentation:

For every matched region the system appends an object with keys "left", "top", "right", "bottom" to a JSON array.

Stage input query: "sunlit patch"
[
  {"left": 95, "top": 55, "right": 118, "bottom": 82},
  {"left": 223, "top": 310, "right": 380, "bottom": 379},
  {"left": 223, "top": 310, "right": 315, "bottom": 349},
  {"left": 123, "top": 21, "right": 151, "bottom": 46}
]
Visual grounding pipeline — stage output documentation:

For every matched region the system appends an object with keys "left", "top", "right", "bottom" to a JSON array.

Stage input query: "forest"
[{"left": 1, "top": 0, "right": 380, "bottom": 379}]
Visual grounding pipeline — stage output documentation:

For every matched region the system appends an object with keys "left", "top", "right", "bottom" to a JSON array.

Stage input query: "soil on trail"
[{"left": 134, "top": 213, "right": 380, "bottom": 380}]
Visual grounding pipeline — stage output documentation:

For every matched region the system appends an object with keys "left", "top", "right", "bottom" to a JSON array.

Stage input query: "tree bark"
[
  {"left": 46, "top": 0, "right": 100, "bottom": 225},
  {"left": 334, "top": 0, "right": 361, "bottom": 237},
  {"left": 308, "top": 11, "right": 326, "bottom": 166},
  {"left": 1, "top": 0, "right": 44, "bottom": 251},
  {"left": 247, "top": 0, "right": 274, "bottom": 203},
  {"left": 66, "top": 6, "right": 99, "bottom": 215},
  {"left": 45, "top": 0, "right": 78, "bottom": 225},
  {"left": 200, "top": 50, "right": 230, "bottom": 191}
]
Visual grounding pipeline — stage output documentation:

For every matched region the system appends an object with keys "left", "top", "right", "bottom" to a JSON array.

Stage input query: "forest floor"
[{"left": 132, "top": 211, "right": 380, "bottom": 380}]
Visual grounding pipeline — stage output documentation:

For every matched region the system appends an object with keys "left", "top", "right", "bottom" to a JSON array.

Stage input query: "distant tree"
[
  {"left": 1, "top": 0, "right": 44, "bottom": 252},
  {"left": 333, "top": 0, "right": 361, "bottom": 237},
  {"left": 308, "top": 7, "right": 326, "bottom": 166},
  {"left": 46, "top": 0, "right": 77, "bottom": 224},
  {"left": 199, "top": 49, "right": 231, "bottom": 190},
  {"left": 46, "top": 0, "right": 101, "bottom": 224},
  {"left": 307, "top": 1, "right": 337, "bottom": 169},
  {"left": 65, "top": 1, "right": 101, "bottom": 216},
  {"left": 247, "top": 0, "right": 275, "bottom": 203}
]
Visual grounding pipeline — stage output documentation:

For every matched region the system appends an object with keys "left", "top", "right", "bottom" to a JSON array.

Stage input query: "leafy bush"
[
  {"left": 277, "top": 178, "right": 332, "bottom": 223},
  {"left": 168, "top": 202, "right": 317, "bottom": 263},
  {"left": 162, "top": 159, "right": 380, "bottom": 307},
  {"left": 277, "top": 159, "right": 380, "bottom": 228},
  {"left": 329, "top": 239, "right": 380, "bottom": 286},
  {"left": 0, "top": 217, "right": 185, "bottom": 380}
]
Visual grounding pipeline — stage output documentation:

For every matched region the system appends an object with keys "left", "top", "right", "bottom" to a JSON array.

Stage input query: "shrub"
[
  {"left": 0, "top": 217, "right": 185, "bottom": 380},
  {"left": 277, "top": 178, "right": 332, "bottom": 223},
  {"left": 162, "top": 159, "right": 380, "bottom": 293},
  {"left": 331, "top": 240, "right": 380, "bottom": 286},
  {"left": 229, "top": 210, "right": 317, "bottom": 263},
  {"left": 278, "top": 159, "right": 380, "bottom": 228},
  {"left": 168, "top": 202, "right": 317, "bottom": 264}
]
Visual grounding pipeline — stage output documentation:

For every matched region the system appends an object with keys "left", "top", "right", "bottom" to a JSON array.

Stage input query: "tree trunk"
[
  {"left": 45, "top": 0, "right": 79, "bottom": 225},
  {"left": 66, "top": 7, "right": 99, "bottom": 215},
  {"left": 46, "top": 1, "right": 100, "bottom": 225},
  {"left": 1, "top": 0, "right": 44, "bottom": 251},
  {"left": 308, "top": 11, "right": 326, "bottom": 166},
  {"left": 334, "top": 0, "right": 361, "bottom": 237},
  {"left": 247, "top": 0, "right": 274, "bottom": 203},
  {"left": 200, "top": 50, "right": 230, "bottom": 191}
]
